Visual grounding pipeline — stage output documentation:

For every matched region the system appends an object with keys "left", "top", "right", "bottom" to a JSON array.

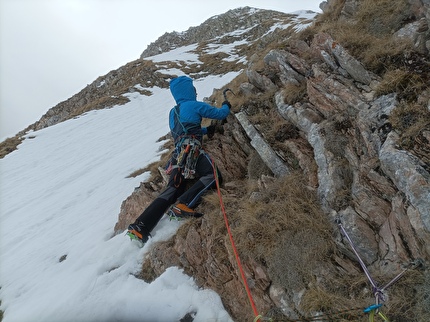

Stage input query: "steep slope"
[
  {"left": 115, "top": 2, "right": 430, "bottom": 321},
  {"left": 0, "top": 7, "right": 315, "bottom": 159},
  {"left": 0, "top": 76, "right": 238, "bottom": 322},
  {"left": 2, "top": 2, "right": 430, "bottom": 322}
]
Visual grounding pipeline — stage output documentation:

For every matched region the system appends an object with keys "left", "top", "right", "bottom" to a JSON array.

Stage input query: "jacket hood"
[{"left": 169, "top": 76, "right": 196, "bottom": 104}]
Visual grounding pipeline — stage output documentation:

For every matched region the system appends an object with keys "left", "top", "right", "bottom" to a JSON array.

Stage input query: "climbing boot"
[
  {"left": 126, "top": 223, "right": 150, "bottom": 245},
  {"left": 168, "top": 203, "right": 203, "bottom": 221}
]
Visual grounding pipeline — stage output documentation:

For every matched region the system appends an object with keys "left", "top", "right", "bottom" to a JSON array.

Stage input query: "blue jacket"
[{"left": 169, "top": 76, "right": 230, "bottom": 143}]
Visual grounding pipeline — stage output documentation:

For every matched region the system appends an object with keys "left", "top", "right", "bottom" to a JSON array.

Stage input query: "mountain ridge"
[
  {"left": 1, "top": 1, "right": 430, "bottom": 321},
  {"left": 0, "top": 7, "right": 314, "bottom": 143},
  {"left": 140, "top": 7, "right": 314, "bottom": 58}
]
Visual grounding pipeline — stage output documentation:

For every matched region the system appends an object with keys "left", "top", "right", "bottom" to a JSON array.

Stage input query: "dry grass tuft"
[
  {"left": 315, "top": 0, "right": 416, "bottom": 76},
  {"left": 231, "top": 171, "right": 334, "bottom": 267},
  {"left": 381, "top": 270, "right": 430, "bottom": 322},
  {"left": 376, "top": 66, "right": 429, "bottom": 102},
  {"left": 300, "top": 286, "right": 356, "bottom": 315},
  {"left": 126, "top": 163, "right": 155, "bottom": 179},
  {"left": 281, "top": 82, "right": 308, "bottom": 105},
  {"left": 126, "top": 137, "right": 173, "bottom": 179},
  {"left": 389, "top": 101, "right": 430, "bottom": 163},
  {"left": 355, "top": 0, "right": 410, "bottom": 36},
  {"left": 72, "top": 95, "right": 130, "bottom": 118},
  {"left": 299, "top": 264, "right": 430, "bottom": 321},
  {"left": 0, "top": 136, "right": 24, "bottom": 159}
]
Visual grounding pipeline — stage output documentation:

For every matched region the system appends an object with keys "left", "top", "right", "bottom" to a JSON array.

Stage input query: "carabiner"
[{"left": 369, "top": 309, "right": 389, "bottom": 322}]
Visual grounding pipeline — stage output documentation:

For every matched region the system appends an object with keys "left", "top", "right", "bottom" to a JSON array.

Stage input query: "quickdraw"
[{"left": 335, "top": 217, "right": 423, "bottom": 322}]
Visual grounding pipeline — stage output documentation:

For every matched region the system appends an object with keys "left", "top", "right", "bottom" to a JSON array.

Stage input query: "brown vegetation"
[{"left": 0, "top": 136, "right": 23, "bottom": 159}]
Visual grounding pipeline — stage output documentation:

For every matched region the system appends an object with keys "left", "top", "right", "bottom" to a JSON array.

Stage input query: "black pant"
[{"left": 133, "top": 152, "right": 221, "bottom": 234}]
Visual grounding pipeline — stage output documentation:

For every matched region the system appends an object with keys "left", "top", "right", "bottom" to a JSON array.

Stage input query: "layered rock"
[{"left": 116, "top": 29, "right": 430, "bottom": 320}]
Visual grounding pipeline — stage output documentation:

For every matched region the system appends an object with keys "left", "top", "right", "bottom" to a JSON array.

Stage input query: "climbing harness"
[{"left": 335, "top": 217, "right": 423, "bottom": 322}]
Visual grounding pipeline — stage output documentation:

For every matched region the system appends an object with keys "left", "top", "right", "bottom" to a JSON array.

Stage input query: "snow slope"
[{"left": 0, "top": 72, "right": 238, "bottom": 322}]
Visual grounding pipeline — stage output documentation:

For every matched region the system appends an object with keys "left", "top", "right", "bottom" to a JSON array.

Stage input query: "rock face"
[
  {"left": 321, "top": 0, "right": 430, "bottom": 54},
  {"left": 111, "top": 2, "right": 430, "bottom": 321},
  {"left": 117, "top": 36, "right": 429, "bottom": 322},
  {"left": 140, "top": 7, "right": 307, "bottom": 58},
  {"left": 235, "top": 112, "right": 290, "bottom": 177}
]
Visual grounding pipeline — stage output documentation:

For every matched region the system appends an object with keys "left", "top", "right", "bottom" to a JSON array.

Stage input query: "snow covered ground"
[{"left": 0, "top": 72, "right": 238, "bottom": 322}]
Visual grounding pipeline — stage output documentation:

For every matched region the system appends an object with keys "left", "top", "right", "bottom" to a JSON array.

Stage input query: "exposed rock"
[
  {"left": 239, "top": 82, "right": 258, "bottom": 96},
  {"left": 246, "top": 69, "right": 277, "bottom": 92},
  {"left": 235, "top": 111, "right": 290, "bottom": 177},
  {"left": 336, "top": 207, "right": 379, "bottom": 265},
  {"left": 394, "top": 19, "right": 429, "bottom": 53},
  {"left": 114, "top": 179, "right": 165, "bottom": 233},
  {"left": 264, "top": 50, "right": 305, "bottom": 86},
  {"left": 330, "top": 42, "right": 373, "bottom": 85},
  {"left": 340, "top": 0, "right": 361, "bottom": 19},
  {"left": 307, "top": 65, "right": 368, "bottom": 118},
  {"left": 120, "top": 22, "right": 430, "bottom": 318},
  {"left": 379, "top": 131, "right": 430, "bottom": 231},
  {"left": 140, "top": 7, "right": 308, "bottom": 59}
]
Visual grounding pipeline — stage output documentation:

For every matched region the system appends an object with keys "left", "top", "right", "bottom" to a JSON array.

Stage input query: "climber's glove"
[
  {"left": 222, "top": 100, "right": 232, "bottom": 109},
  {"left": 207, "top": 125, "right": 216, "bottom": 139}
]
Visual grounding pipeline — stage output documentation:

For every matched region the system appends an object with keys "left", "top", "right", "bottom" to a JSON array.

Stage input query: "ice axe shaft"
[{"left": 223, "top": 88, "right": 235, "bottom": 101}]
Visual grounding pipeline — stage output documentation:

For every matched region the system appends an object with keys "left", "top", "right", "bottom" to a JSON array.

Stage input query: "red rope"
[{"left": 212, "top": 160, "right": 260, "bottom": 321}]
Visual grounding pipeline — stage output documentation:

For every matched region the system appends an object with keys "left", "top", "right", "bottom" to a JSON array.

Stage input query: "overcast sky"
[{"left": 0, "top": 0, "right": 322, "bottom": 140}]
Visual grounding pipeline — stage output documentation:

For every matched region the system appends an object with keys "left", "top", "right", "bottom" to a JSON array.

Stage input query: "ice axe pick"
[{"left": 223, "top": 88, "right": 235, "bottom": 101}]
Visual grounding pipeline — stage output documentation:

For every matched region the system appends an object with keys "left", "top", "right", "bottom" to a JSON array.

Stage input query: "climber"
[{"left": 127, "top": 76, "right": 232, "bottom": 244}]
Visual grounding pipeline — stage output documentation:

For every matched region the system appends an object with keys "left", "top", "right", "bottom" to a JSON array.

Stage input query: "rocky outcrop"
[
  {"left": 112, "top": 2, "right": 430, "bottom": 320},
  {"left": 235, "top": 112, "right": 290, "bottom": 177},
  {"left": 271, "top": 31, "right": 430, "bottom": 260},
  {"left": 116, "top": 30, "right": 430, "bottom": 321},
  {"left": 140, "top": 7, "right": 308, "bottom": 58},
  {"left": 321, "top": 0, "right": 430, "bottom": 54},
  {"left": 380, "top": 132, "right": 430, "bottom": 245}
]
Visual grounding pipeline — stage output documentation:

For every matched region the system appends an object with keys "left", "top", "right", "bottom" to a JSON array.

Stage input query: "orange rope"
[{"left": 212, "top": 160, "right": 260, "bottom": 321}]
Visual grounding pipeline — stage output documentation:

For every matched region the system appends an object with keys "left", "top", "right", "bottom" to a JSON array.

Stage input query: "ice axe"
[{"left": 223, "top": 88, "right": 235, "bottom": 101}]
